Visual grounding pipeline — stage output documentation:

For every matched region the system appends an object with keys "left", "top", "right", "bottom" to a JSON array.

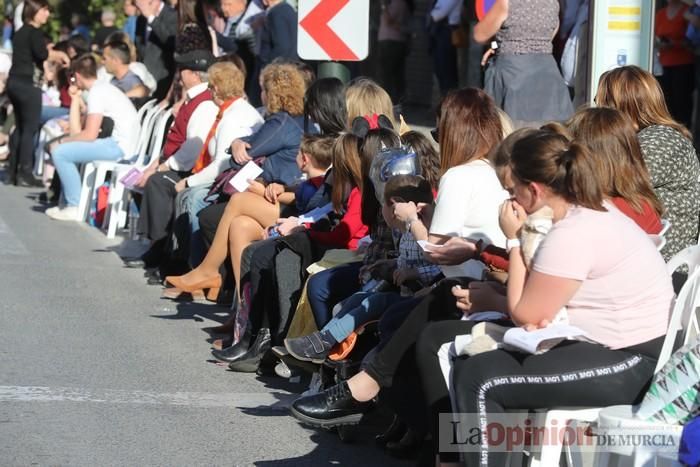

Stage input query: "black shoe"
[
  {"left": 146, "top": 268, "right": 163, "bottom": 285},
  {"left": 375, "top": 414, "right": 407, "bottom": 447},
  {"left": 16, "top": 173, "right": 43, "bottom": 188},
  {"left": 290, "top": 381, "right": 372, "bottom": 428},
  {"left": 284, "top": 330, "right": 336, "bottom": 364},
  {"left": 211, "top": 331, "right": 252, "bottom": 363},
  {"left": 227, "top": 329, "right": 271, "bottom": 373}
]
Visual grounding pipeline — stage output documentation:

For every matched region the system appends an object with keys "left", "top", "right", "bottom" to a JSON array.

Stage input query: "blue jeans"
[
  {"left": 52, "top": 138, "right": 123, "bottom": 206},
  {"left": 40, "top": 106, "right": 69, "bottom": 125},
  {"left": 307, "top": 262, "right": 363, "bottom": 328},
  {"left": 323, "top": 291, "right": 407, "bottom": 343},
  {"left": 174, "top": 184, "right": 212, "bottom": 267}
]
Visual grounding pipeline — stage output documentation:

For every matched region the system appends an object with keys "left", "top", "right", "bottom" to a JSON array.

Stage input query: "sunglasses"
[{"left": 430, "top": 127, "right": 439, "bottom": 143}]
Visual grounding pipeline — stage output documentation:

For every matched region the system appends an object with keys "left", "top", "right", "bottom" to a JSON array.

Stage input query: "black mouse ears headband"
[{"left": 350, "top": 114, "right": 394, "bottom": 138}]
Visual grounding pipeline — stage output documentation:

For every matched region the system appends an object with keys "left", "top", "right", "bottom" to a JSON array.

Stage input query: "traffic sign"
[{"left": 297, "top": 0, "right": 369, "bottom": 61}]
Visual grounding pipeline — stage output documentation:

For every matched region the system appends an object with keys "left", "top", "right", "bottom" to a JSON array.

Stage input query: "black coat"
[{"left": 134, "top": 5, "right": 178, "bottom": 100}]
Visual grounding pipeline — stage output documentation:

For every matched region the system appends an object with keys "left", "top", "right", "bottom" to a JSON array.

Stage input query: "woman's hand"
[
  {"left": 264, "top": 183, "right": 285, "bottom": 203},
  {"left": 231, "top": 139, "right": 252, "bottom": 165},
  {"left": 499, "top": 199, "right": 527, "bottom": 239},
  {"left": 424, "top": 237, "right": 477, "bottom": 265},
  {"left": 453, "top": 281, "right": 507, "bottom": 314},
  {"left": 481, "top": 47, "right": 496, "bottom": 66}
]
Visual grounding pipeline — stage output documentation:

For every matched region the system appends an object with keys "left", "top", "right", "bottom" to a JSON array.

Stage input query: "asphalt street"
[{"left": 0, "top": 181, "right": 407, "bottom": 467}]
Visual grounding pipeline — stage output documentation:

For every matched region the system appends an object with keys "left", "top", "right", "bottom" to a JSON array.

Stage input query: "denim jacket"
[{"left": 240, "top": 111, "right": 311, "bottom": 185}]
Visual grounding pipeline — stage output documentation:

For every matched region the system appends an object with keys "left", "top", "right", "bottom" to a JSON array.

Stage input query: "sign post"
[
  {"left": 297, "top": 0, "right": 370, "bottom": 83},
  {"left": 587, "top": 0, "right": 656, "bottom": 102}
]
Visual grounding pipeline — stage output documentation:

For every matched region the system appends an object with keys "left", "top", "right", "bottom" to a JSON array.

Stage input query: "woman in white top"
[{"left": 290, "top": 87, "right": 510, "bottom": 431}]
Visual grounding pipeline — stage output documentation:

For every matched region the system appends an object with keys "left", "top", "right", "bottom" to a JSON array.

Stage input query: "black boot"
[
  {"left": 210, "top": 329, "right": 252, "bottom": 363},
  {"left": 227, "top": 328, "right": 271, "bottom": 373},
  {"left": 290, "top": 381, "right": 372, "bottom": 428}
]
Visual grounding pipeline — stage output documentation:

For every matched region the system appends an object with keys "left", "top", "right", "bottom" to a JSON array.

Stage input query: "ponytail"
[
  {"left": 331, "top": 133, "right": 363, "bottom": 212},
  {"left": 510, "top": 131, "right": 605, "bottom": 210}
]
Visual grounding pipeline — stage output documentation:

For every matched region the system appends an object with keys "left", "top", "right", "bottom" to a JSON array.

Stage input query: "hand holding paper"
[{"left": 229, "top": 161, "right": 263, "bottom": 193}]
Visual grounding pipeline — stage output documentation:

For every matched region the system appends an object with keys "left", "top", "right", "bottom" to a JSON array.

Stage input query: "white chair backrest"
[
  {"left": 657, "top": 247, "right": 700, "bottom": 373},
  {"left": 650, "top": 234, "right": 667, "bottom": 252},
  {"left": 659, "top": 219, "right": 672, "bottom": 237},
  {"left": 666, "top": 245, "right": 700, "bottom": 277},
  {"left": 136, "top": 99, "right": 157, "bottom": 125},
  {"left": 143, "top": 109, "right": 173, "bottom": 167},
  {"left": 131, "top": 105, "right": 163, "bottom": 165}
]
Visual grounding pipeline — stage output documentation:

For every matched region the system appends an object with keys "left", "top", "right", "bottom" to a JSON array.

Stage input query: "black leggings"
[
  {"left": 364, "top": 277, "right": 471, "bottom": 387},
  {"left": 423, "top": 323, "right": 662, "bottom": 466},
  {"left": 7, "top": 78, "right": 41, "bottom": 179}
]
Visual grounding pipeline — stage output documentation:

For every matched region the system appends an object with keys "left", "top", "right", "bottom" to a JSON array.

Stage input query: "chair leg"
[
  {"left": 77, "top": 162, "right": 96, "bottom": 222},
  {"left": 106, "top": 180, "right": 125, "bottom": 239}
]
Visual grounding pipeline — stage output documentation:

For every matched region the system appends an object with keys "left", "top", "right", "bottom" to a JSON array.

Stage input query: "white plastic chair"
[
  {"left": 528, "top": 245, "right": 700, "bottom": 467},
  {"left": 103, "top": 108, "right": 173, "bottom": 238},
  {"left": 77, "top": 102, "right": 162, "bottom": 224},
  {"left": 592, "top": 247, "right": 700, "bottom": 467},
  {"left": 650, "top": 234, "right": 667, "bottom": 252},
  {"left": 659, "top": 219, "right": 671, "bottom": 238}
]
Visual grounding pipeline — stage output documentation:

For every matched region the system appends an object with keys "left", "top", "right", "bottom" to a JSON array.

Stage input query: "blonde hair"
[
  {"left": 497, "top": 107, "right": 514, "bottom": 139},
  {"left": 207, "top": 62, "right": 245, "bottom": 100},
  {"left": 261, "top": 63, "right": 306, "bottom": 116},
  {"left": 345, "top": 78, "right": 396, "bottom": 129},
  {"left": 596, "top": 65, "right": 691, "bottom": 139}
]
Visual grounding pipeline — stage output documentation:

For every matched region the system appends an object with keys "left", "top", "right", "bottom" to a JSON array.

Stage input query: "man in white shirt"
[
  {"left": 124, "top": 50, "right": 219, "bottom": 270},
  {"left": 46, "top": 54, "right": 138, "bottom": 221}
]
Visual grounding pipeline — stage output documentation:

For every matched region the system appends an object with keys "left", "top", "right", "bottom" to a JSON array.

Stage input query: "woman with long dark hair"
[{"left": 6, "top": 0, "right": 68, "bottom": 186}]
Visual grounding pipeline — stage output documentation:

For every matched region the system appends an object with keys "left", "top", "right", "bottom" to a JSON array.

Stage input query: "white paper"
[
  {"left": 298, "top": 203, "right": 333, "bottom": 224},
  {"left": 229, "top": 161, "right": 263, "bottom": 193},
  {"left": 503, "top": 324, "right": 587, "bottom": 354}
]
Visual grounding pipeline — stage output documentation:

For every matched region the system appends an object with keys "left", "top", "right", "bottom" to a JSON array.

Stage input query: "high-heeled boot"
[{"left": 227, "top": 328, "right": 271, "bottom": 373}]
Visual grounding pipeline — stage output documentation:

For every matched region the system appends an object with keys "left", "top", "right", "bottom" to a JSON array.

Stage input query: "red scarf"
[{"left": 192, "top": 97, "right": 239, "bottom": 174}]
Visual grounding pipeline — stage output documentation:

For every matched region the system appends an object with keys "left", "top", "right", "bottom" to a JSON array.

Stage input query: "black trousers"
[
  {"left": 659, "top": 64, "right": 695, "bottom": 129},
  {"left": 430, "top": 22, "right": 459, "bottom": 96},
  {"left": 378, "top": 39, "right": 408, "bottom": 104},
  {"left": 363, "top": 277, "right": 470, "bottom": 387},
  {"left": 197, "top": 201, "right": 226, "bottom": 247},
  {"left": 7, "top": 78, "right": 42, "bottom": 179},
  {"left": 450, "top": 336, "right": 662, "bottom": 466},
  {"left": 137, "top": 170, "right": 187, "bottom": 241}
]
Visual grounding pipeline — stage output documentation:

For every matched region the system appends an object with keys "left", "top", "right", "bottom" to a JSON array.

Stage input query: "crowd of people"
[{"left": 1, "top": 0, "right": 699, "bottom": 465}]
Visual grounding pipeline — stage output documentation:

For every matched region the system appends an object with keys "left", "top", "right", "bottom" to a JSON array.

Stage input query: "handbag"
[{"left": 205, "top": 157, "right": 266, "bottom": 200}]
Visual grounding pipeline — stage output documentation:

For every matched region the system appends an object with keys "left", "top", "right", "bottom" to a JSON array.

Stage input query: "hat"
[
  {"left": 369, "top": 147, "right": 421, "bottom": 203},
  {"left": 174, "top": 50, "right": 215, "bottom": 72}
]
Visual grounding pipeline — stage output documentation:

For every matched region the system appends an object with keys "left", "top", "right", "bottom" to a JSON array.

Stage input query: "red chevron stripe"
[{"left": 300, "top": 0, "right": 358, "bottom": 61}]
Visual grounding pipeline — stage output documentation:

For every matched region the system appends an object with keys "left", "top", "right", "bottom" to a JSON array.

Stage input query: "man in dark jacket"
[
  {"left": 259, "top": 0, "right": 298, "bottom": 68},
  {"left": 134, "top": 0, "right": 177, "bottom": 101}
]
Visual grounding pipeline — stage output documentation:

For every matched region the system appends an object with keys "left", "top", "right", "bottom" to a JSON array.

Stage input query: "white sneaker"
[{"left": 46, "top": 206, "right": 79, "bottom": 221}]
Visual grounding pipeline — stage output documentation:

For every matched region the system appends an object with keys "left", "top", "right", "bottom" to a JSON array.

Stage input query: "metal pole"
[{"left": 317, "top": 61, "right": 351, "bottom": 84}]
